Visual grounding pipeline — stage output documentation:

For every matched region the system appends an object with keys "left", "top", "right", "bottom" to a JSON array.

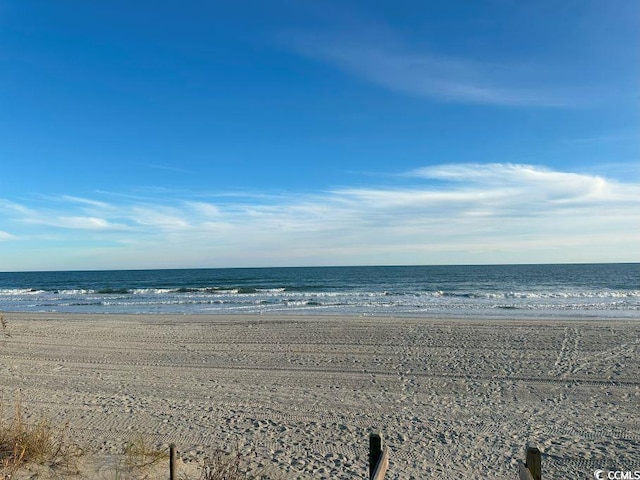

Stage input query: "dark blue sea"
[{"left": 0, "top": 264, "right": 638, "bottom": 319}]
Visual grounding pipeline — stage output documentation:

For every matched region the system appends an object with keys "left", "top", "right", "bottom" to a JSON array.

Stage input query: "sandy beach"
[{"left": 1, "top": 312, "right": 638, "bottom": 479}]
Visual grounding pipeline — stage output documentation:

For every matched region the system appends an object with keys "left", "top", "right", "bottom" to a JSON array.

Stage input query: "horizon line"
[{"left": 1, "top": 261, "right": 638, "bottom": 275}]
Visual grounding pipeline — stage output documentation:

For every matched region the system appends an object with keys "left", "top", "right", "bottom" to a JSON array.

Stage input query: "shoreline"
[
  {"left": 5, "top": 310, "right": 638, "bottom": 323},
  {"left": 2, "top": 312, "right": 639, "bottom": 479}
]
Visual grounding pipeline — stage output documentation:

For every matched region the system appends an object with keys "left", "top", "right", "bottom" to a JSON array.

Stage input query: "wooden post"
[
  {"left": 526, "top": 446, "right": 541, "bottom": 480},
  {"left": 518, "top": 462, "right": 535, "bottom": 480},
  {"left": 369, "top": 433, "right": 389, "bottom": 480},
  {"left": 369, "top": 433, "right": 383, "bottom": 479},
  {"left": 169, "top": 444, "right": 177, "bottom": 480}
]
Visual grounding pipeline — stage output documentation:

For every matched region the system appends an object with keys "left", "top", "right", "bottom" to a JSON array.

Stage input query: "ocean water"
[{"left": 0, "top": 264, "right": 638, "bottom": 319}]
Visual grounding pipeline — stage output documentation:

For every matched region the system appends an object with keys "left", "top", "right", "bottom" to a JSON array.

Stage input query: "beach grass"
[
  {"left": 0, "top": 313, "right": 7, "bottom": 339},
  {"left": 119, "top": 435, "right": 168, "bottom": 477},
  {"left": 0, "top": 398, "right": 83, "bottom": 479}
]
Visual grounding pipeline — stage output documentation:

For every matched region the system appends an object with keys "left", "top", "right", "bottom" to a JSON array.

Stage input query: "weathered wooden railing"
[{"left": 518, "top": 445, "right": 541, "bottom": 480}]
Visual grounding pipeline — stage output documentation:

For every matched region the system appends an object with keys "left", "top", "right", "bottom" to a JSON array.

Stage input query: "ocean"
[{"left": 0, "top": 264, "right": 638, "bottom": 319}]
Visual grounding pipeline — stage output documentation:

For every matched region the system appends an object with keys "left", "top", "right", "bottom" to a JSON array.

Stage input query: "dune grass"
[
  {"left": 198, "top": 447, "right": 246, "bottom": 480},
  {"left": 0, "top": 399, "right": 83, "bottom": 479},
  {"left": 123, "top": 435, "right": 169, "bottom": 472},
  {"left": 0, "top": 315, "right": 81, "bottom": 478},
  {"left": 0, "top": 314, "right": 7, "bottom": 339}
]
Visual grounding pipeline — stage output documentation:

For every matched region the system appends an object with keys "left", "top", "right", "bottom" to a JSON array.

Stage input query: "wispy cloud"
[
  {"left": 409, "top": 163, "right": 611, "bottom": 201},
  {"left": 129, "top": 206, "right": 190, "bottom": 231},
  {"left": 58, "top": 195, "right": 113, "bottom": 209},
  {"left": 284, "top": 29, "right": 575, "bottom": 107},
  {"left": 1, "top": 163, "right": 638, "bottom": 269},
  {"left": 56, "top": 216, "right": 128, "bottom": 231},
  {"left": 141, "top": 163, "right": 195, "bottom": 175},
  {"left": 22, "top": 214, "right": 130, "bottom": 231},
  {"left": 0, "top": 200, "right": 37, "bottom": 216},
  {"left": 0, "top": 231, "right": 17, "bottom": 241},
  {"left": 185, "top": 201, "right": 222, "bottom": 218},
  {"left": 577, "top": 161, "right": 640, "bottom": 182},
  {"left": 561, "top": 133, "right": 631, "bottom": 145},
  {"left": 2, "top": 197, "right": 128, "bottom": 232}
]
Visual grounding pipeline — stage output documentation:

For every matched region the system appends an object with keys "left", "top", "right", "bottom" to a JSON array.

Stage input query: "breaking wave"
[{"left": 0, "top": 264, "right": 637, "bottom": 318}]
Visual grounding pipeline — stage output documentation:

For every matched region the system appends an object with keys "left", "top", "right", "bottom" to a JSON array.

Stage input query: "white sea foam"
[
  {"left": 0, "top": 265, "right": 637, "bottom": 318},
  {"left": 0, "top": 288, "right": 46, "bottom": 295}
]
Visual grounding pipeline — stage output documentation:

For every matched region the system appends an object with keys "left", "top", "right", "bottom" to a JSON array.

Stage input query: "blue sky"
[{"left": 1, "top": 0, "right": 638, "bottom": 271}]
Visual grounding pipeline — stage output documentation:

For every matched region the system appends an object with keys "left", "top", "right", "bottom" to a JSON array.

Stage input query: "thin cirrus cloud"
[
  {"left": 56, "top": 216, "right": 127, "bottom": 231},
  {"left": 0, "top": 231, "right": 16, "bottom": 241},
  {"left": 141, "top": 163, "right": 196, "bottom": 175},
  {"left": 284, "top": 30, "right": 574, "bottom": 107},
  {"left": 27, "top": 214, "right": 129, "bottom": 232},
  {"left": 58, "top": 195, "right": 113, "bottom": 209},
  {"left": 331, "top": 164, "right": 636, "bottom": 240},
  {"left": 0, "top": 163, "right": 638, "bottom": 268},
  {"left": 409, "top": 163, "right": 612, "bottom": 201}
]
